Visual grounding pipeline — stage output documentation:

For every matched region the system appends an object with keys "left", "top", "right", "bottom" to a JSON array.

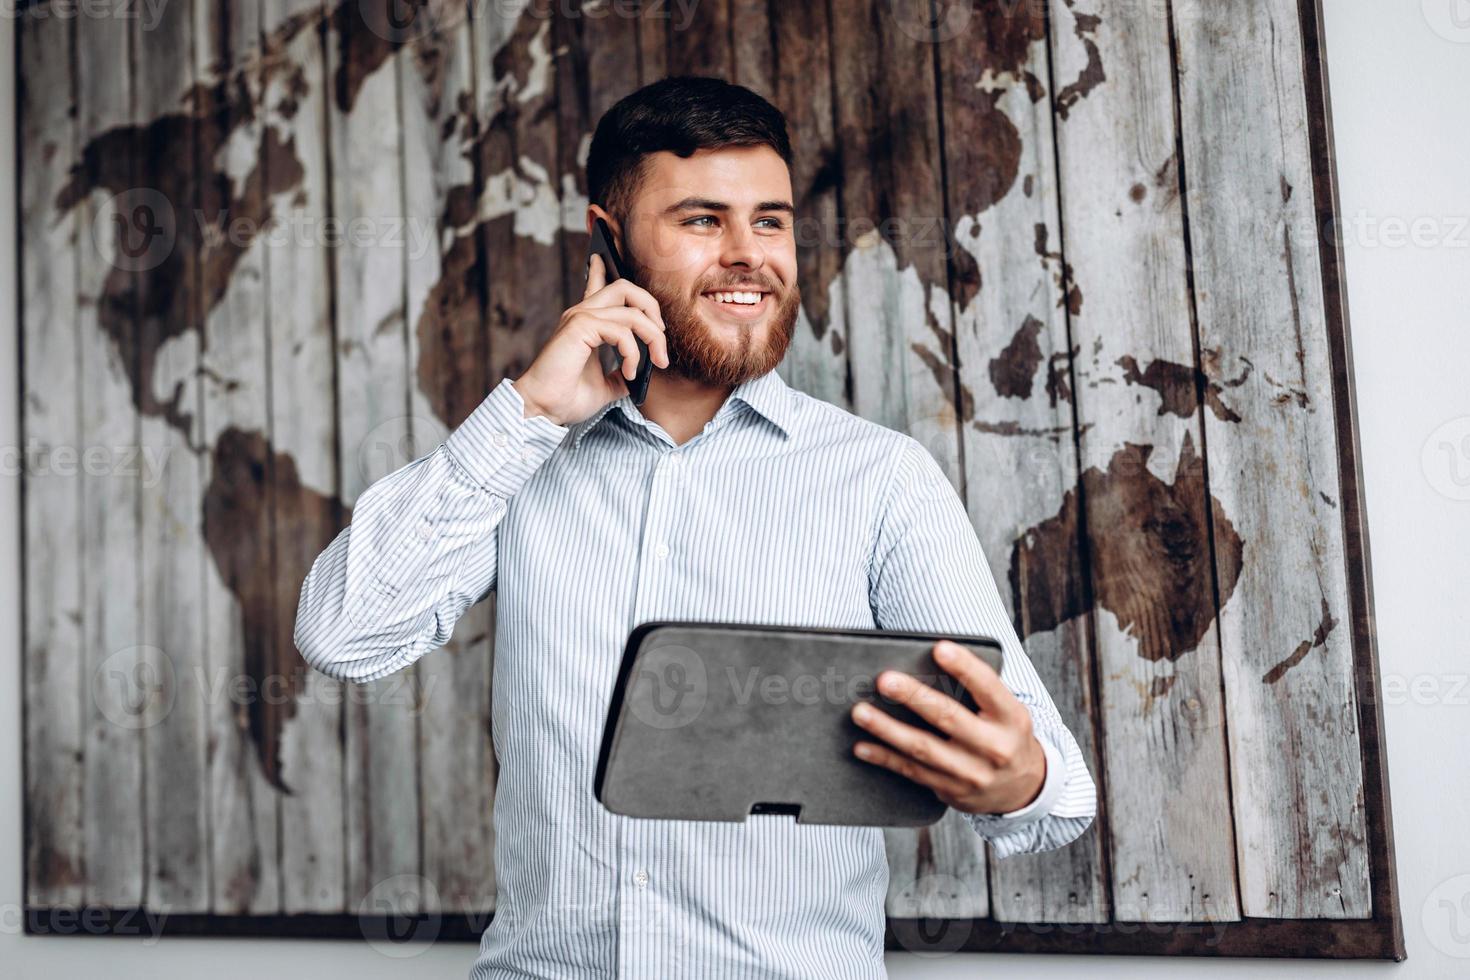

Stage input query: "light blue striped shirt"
[{"left": 294, "top": 366, "right": 1096, "bottom": 978}]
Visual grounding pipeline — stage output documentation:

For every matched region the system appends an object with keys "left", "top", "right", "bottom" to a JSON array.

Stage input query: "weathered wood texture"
[{"left": 18, "top": 0, "right": 1397, "bottom": 955}]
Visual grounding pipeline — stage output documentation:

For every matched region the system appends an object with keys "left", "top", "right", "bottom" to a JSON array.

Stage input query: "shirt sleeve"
[
  {"left": 293, "top": 378, "right": 568, "bottom": 683},
  {"left": 867, "top": 435, "right": 1097, "bottom": 860}
]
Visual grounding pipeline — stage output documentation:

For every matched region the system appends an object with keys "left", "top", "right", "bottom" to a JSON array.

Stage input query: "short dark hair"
[{"left": 586, "top": 75, "right": 794, "bottom": 223}]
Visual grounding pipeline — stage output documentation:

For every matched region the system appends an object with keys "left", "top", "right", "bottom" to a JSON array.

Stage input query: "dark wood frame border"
[{"left": 19, "top": 0, "right": 1403, "bottom": 959}]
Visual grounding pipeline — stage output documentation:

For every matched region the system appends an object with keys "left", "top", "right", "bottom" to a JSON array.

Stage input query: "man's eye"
[
  {"left": 757, "top": 218, "right": 786, "bottom": 229},
  {"left": 686, "top": 215, "right": 717, "bottom": 227}
]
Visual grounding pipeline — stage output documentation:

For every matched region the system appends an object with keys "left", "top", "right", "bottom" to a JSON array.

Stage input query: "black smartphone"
[{"left": 588, "top": 217, "right": 653, "bottom": 406}]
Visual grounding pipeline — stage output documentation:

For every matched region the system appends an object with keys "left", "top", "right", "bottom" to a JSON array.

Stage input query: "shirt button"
[
  {"left": 633, "top": 869, "right": 649, "bottom": 887},
  {"left": 415, "top": 519, "right": 433, "bottom": 541},
  {"left": 654, "top": 543, "right": 670, "bottom": 560}
]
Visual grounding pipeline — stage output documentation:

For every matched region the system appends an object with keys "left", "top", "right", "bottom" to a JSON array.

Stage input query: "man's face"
[{"left": 613, "top": 145, "right": 801, "bottom": 388}]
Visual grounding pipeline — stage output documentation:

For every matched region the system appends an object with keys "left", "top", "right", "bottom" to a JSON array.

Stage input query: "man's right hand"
[{"left": 512, "top": 253, "right": 671, "bottom": 426}]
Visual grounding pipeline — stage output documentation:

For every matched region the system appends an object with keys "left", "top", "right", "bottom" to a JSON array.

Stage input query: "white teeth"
[{"left": 709, "top": 291, "right": 763, "bottom": 305}]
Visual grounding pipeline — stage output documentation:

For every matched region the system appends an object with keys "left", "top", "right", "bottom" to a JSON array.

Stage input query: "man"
[{"left": 295, "top": 75, "right": 1095, "bottom": 979}]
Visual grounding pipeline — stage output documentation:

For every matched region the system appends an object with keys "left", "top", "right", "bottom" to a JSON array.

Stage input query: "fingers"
[
  {"left": 849, "top": 699, "right": 987, "bottom": 786},
  {"left": 579, "top": 306, "right": 669, "bottom": 371},
  {"left": 584, "top": 252, "right": 606, "bottom": 299},
  {"left": 585, "top": 318, "right": 645, "bottom": 380},
  {"left": 867, "top": 667, "right": 1005, "bottom": 760},
  {"left": 851, "top": 737, "right": 974, "bottom": 799},
  {"left": 932, "top": 640, "right": 1024, "bottom": 726},
  {"left": 581, "top": 276, "right": 667, "bottom": 336}
]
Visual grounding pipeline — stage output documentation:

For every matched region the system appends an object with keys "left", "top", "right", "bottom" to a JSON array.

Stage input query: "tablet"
[{"left": 593, "top": 621, "right": 1004, "bottom": 827}]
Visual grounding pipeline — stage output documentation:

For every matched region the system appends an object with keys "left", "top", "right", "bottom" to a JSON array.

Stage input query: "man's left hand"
[{"left": 849, "top": 639, "right": 1046, "bottom": 816}]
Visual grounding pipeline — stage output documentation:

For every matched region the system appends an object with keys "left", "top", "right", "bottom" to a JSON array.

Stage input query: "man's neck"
[{"left": 636, "top": 372, "right": 735, "bottom": 446}]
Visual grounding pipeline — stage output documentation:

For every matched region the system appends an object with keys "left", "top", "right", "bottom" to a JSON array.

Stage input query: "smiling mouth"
[{"left": 700, "top": 289, "right": 771, "bottom": 320}]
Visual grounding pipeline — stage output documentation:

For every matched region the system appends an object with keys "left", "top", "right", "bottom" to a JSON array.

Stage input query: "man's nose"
[{"left": 720, "top": 220, "right": 765, "bottom": 270}]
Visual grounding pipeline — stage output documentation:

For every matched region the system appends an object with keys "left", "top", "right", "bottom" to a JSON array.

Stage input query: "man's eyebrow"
[{"left": 663, "top": 197, "right": 796, "bottom": 216}]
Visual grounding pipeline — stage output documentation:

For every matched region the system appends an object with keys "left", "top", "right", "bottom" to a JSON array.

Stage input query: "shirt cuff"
[
  {"left": 443, "top": 377, "right": 568, "bottom": 498},
  {"left": 964, "top": 730, "right": 1066, "bottom": 834}
]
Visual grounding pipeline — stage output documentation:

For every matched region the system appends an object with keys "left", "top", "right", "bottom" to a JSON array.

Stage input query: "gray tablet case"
[{"left": 594, "top": 621, "right": 1004, "bottom": 828}]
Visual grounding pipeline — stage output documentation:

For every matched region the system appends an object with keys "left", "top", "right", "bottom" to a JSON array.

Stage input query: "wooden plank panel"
[
  {"left": 826, "top": 0, "right": 988, "bottom": 919},
  {"left": 195, "top": 0, "right": 283, "bottom": 914},
  {"left": 134, "top": 0, "right": 211, "bottom": 912},
  {"left": 1174, "top": 0, "right": 1370, "bottom": 918},
  {"left": 465, "top": 0, "right": 576, "bottom": 917},
  {"left": 472, "top": 2, "right": 567, "bottom": 385},
  {"left": 635, "top": 0, "right": 666, "bottom": 84},
  {"left": 1045, "top": 0, "right": 1239, "bottom": 922},
  {"left": 766, "top": 0, "right": 849, "bottom": 411},
  {"left": 728, "top": 0, "right": 771, "bottom": 96},
  {"left": 936, "top": 2, "right": 1109, "bottom": 923},
  {"left": 19, "top": 6, "right": 86, "bottom": 909},
  {"left": 552, "top": 1, "right": 640, "bottom": 309},
  {"left": 327, "top": 0, "right": 421, "bottom": 913},
  {"left": 74, "top": 3, "right": 145, "bottom": 910},
  {"left": 665, "top": 0, "right": 728, "bottom": 78},
  {"left": 265, "top": 0, "right": 348, "bottom": 913},
  {"left": 403, "top": 0, "right": 495, "bottom": 913}
]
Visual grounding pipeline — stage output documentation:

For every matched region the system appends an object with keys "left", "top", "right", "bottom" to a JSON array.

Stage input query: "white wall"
[{"left": 3, "top": 2, "right": 1466, "bottom": 976}]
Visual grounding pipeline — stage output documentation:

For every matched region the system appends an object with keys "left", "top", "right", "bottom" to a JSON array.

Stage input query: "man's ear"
[{"left": 586, "top": 204, "right": 618, "bottom": 239}]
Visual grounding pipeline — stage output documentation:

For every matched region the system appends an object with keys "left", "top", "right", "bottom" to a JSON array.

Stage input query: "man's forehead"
[{"left": 640, "top": 147, "right": 792, "bottom": 203}]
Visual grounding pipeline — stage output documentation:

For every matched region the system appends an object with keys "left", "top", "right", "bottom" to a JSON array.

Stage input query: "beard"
[{"left": 627, "top": 254, "right": 801, "bottom": 388}]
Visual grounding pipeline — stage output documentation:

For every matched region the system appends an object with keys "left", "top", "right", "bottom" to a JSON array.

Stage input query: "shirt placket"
[{"left": 617, "top": 438, "right": 690, "bottom": 978}]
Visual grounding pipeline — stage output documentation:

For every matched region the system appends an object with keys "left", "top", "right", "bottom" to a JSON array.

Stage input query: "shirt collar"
[{"left": 569, "top": 367, "right": 796, "bottom": 449}]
